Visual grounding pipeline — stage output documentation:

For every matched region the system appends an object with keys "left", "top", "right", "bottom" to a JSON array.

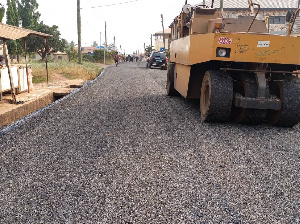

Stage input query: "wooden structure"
[{"left": 0, "top": 23, "right": 52, "bottom": 104}]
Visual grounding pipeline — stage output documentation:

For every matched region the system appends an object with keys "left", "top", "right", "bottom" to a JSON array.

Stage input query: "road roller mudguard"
[{"left": 166, "top": 1, "right": 300, "bottom": 127}]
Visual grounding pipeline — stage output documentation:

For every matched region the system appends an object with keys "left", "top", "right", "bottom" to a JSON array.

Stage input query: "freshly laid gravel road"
[{"left": 0, "top": 62, "right": 299, "bottom": 223}]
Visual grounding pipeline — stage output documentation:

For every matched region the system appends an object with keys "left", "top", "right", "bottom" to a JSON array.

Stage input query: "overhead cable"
[{"left": 89, "top": 0, "right": 143, "bottom": 9}]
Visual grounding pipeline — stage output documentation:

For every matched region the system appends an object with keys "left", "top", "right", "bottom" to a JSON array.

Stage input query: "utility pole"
[
  {"left": 161, "top": 14, "right": 165, "bottom": 51},
  {"left": 77, "top": 0, "right": 82, "bottom": 64},
  {"left": 113, "top": 36, "right": 116, "bottom": 50},
  {"left": 150, "top": 34, "right": 153, "bottom": 51},
  {"left": 100, "top": 32, "right": 101, "bottom": 48},
  {"left": 220, "top": 0, "right": 223, "bottom": 12},
  {"left": 104, "top": 21, "right": 107, "bottom": 64}
]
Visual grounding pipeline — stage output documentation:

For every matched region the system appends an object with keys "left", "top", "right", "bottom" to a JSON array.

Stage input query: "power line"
[{"left": 88, "top": 0, "right": 143, "bottom": 9}]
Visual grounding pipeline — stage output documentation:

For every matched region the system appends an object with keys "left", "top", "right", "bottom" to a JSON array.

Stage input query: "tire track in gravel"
[{"left": 0, "top": 62, "right": 299, "bottom": 223}]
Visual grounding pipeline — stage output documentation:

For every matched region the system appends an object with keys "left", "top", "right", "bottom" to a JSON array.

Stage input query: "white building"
[{"left": 153, "top": 28, "right": 171, "bottom": 52}]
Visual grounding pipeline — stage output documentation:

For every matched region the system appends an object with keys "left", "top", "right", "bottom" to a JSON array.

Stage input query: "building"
[
  {"left": 203, "top": 0, "right": 299, "bottom": 35},
  {"left": 52, "top": 51, "right": 68, "bottom": 61},
  {"left": 153, "top": 28, "right": 171, "bottom": 52},
  {"left": 80, "top": 46, "right": 98, "bottom": 55},
  {"left": 30, "top": 51, "right": 68, "bottom": 61}
]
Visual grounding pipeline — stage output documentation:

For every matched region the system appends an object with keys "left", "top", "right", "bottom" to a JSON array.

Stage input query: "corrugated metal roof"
[
  {"left": 0, "top": 23, "right": 52, "bottom": 40},
  {"left": 203, "top": 0, "right": 299, "bottom": 9}
]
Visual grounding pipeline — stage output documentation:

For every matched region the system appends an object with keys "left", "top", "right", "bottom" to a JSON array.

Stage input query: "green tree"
[
  {"left": 66, "top": 41, "right": 78, "bottom": 62},
  {"left": 83, "top": 54, "right": 94, "bottom": 63},
  {"left": 3, "top": 0, "right": 67, "bottom": 63},
  {"left": 17, "top": 0, "right": 40, "bottom": 28},
  {"left": 145, "top": 45, "right": 153, "bottom": 56},
  {"left": 0, "top": 4, "right": 5, "bottom": 22},
  {"left": 107, "top": 43, "right": 115, "bottom": 51},
  {"left": 93, "top": 49, "right": 116, "bottom": 63},
  {"left": 92, "top": 41, "right": 98, "bottom": 47},
  {"left": 6, "top": 0, "right": 19, "bottom": 26},
  {"left": 6, "top": 0, "right": 21, "bottom": 59},
  {"left": 26, "top": 22, "right": 65, "bottom": 60},
  {"left": 93, "top": 49, "right": 105, "bottom": 63}
]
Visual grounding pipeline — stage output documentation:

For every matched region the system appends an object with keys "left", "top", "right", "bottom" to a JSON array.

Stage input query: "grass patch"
[
  {"left": 30, "top": 61, "right": 103, "bottom": 84},
  {"left": 32, "top": 75, "right": 47, "bottom": 83}
]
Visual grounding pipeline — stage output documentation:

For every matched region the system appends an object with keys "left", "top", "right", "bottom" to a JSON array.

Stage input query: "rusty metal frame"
[
  {"left": 220, "top": 68, "right": 300, "bottom": 75},
  {"left": 288, "top": 8, "right": 300, "bottom": 36},
  {"left": 247, "top": 3, "right": 261, "bottom": 33},
  {"left": 233, "top": 94, "right": 281, "bottom": 110}
]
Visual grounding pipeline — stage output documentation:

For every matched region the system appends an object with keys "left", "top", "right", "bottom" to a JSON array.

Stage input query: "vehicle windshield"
[{"left": 152, "top": 52, "right": 166, "bottom": 58}]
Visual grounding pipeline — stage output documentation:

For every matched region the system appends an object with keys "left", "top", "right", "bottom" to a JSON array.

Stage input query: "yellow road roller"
[{"left": 167, "top": 0, "right": 300, "bottom": 127}]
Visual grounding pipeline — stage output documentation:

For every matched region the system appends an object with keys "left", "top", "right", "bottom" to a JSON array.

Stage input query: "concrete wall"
[
  {"left": 0, "top": 92, "right": 54, "bottom": 128},
  {"left": 154, "top": 37, "right": 170, "bottom": 52},
  {"left": 154, "top": 33, "right": 171, "bottom": 52}
]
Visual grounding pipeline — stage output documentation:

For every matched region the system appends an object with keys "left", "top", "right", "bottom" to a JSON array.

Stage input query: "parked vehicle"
[
  {"left": 167, "top": 0, "right": 300, "bottom": 127},
  {"left": 146, "top": 51, "right": 168, "bottom": 70}
]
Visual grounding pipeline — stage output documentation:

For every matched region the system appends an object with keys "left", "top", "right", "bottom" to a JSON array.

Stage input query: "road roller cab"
[{"left": 167, "top": 1, "right": 300, "bottom": 127}]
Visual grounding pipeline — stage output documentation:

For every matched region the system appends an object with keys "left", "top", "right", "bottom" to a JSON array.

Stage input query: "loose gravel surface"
[{"left": 0, "top": 62, "right": 299, "bottom": 223}]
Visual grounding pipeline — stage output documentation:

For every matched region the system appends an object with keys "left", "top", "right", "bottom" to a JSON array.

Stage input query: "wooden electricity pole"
[
  {"left": 113, "top": 36, "right": 116, "bottom": 50},
  {"left": 161, "top": 14, "right": 165, "bottom": 51},
  {"left": 220, "top": 0, "right": 224, "bottom": 11},
  {"left": 77, "top": 0, "right": 82, "bottom": 64},
  {"left": 150, "top": 34, "right": 153, "bottom": 51},
  {"left": 104, "top": 21, "right": 107, "bottom": 64}
]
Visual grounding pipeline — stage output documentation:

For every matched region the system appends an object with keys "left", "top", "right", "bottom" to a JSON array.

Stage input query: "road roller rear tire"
[
  {"left": 200, "top": 70, "right": 233, "bottom": 123},
  {"left": 166, "top": 63, "right": 179, "bottom": 96},
  {"left": 267, "top": 80, "right": 300, "bottom": 127}
]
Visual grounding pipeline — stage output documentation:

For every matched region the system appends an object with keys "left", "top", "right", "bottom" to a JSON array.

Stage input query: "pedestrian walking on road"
[{"left": 114, "top": 52, "right": 119, "bottom": 67}]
